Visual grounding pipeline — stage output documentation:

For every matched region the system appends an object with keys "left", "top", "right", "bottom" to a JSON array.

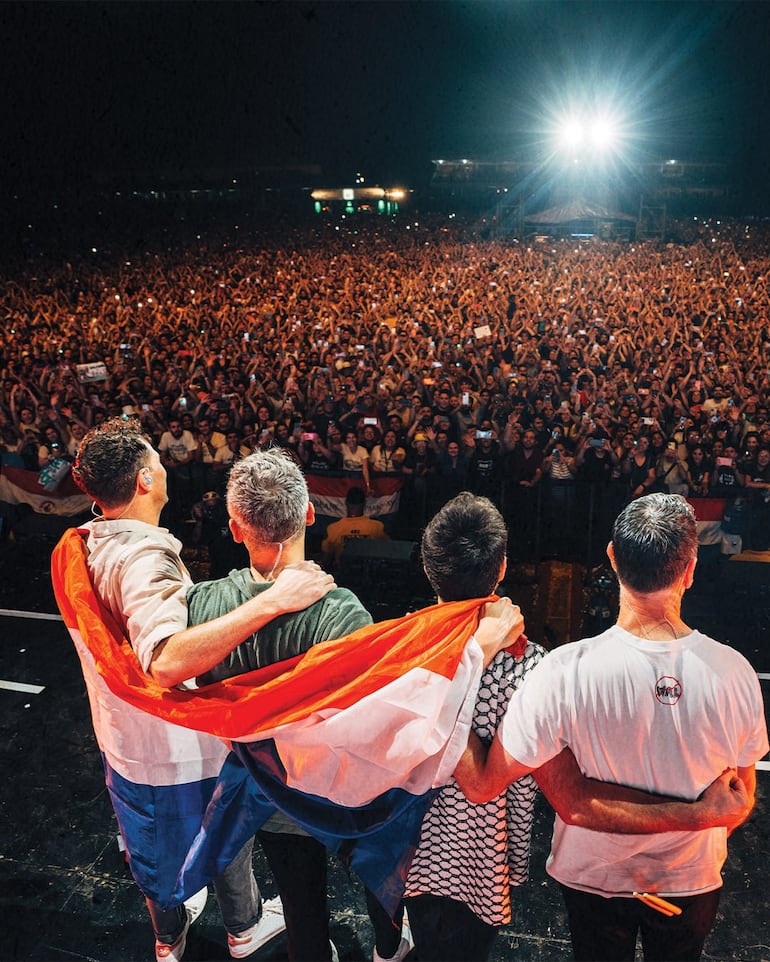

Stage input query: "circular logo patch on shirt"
[{"left": 655, "top": 675, "right": 682, "bottom": 705}]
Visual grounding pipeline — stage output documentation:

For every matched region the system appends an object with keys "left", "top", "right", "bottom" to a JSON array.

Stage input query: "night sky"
[{"left": 1, "top": 1, "right": 769, "bottom": 197}]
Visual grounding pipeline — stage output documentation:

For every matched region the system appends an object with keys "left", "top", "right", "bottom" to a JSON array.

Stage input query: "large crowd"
[
  {"left": 3, "top": 214, "right": 770, "bottom": 550},
  {"left": 3, "top": 211, "right": 769, "bottom": 962}
]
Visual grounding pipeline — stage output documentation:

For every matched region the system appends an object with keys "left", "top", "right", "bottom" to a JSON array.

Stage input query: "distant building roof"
[{"left": 524, "top": 199, "right": 636, "bottom": 223}]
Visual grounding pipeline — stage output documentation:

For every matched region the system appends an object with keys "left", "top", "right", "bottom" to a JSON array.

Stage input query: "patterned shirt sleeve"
[{"left": 404, "top": 639, "right": 547, "bottom": 926}]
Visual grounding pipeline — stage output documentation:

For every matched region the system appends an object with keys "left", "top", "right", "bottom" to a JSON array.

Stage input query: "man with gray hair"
[
  {"left": 195, "top": 450, "right": 374, "bottom": 682},
  {"left": 456, "top": 494, "right": 768, "bottom": 962},
  {"left": 192, "top": 449, "right": 400, "bottom": 962}
]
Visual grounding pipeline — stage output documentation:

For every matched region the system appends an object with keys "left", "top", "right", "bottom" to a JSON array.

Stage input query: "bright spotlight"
[
  {"left": 559, "top": 119, "right": 584, "bottom": 149},
  {"left": 590, "top": 118, "right": 616, "bottom": 151},
  {"left": 550, "top": 105, "right": 625, "bottom": 164}
]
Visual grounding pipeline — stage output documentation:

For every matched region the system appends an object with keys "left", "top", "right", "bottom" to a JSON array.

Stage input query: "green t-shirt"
[
  {"left": 189, "top": 568, "right": 372, "bottom": 834},
  {"left": 191, "top": 567, "right": 372, "bottom": 686}
]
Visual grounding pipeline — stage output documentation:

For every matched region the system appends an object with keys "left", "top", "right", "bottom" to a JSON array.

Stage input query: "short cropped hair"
[
  {"left": 611, "top": 493, "right": 697, "bottom": 593},
  {"left": 421, "top": 492, "right": 507, "bottom": 601},
  {"left": 72, "top": 417, "right": 151, "bottom": 509},
  {"left": 346, "top": 486, "right": 366, "bottom": 508},
  {"left": 227, "top": 449, "right": 309, "bottom": 544}
]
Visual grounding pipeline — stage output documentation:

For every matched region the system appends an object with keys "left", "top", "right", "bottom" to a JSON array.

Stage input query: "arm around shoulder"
[
  {"left": 534, "top": 750, "right": 754, "bottom": 834},
  {"left": 454, "top": 729, "right": 532, "bottom": 803},
  {"left": 149, "top": 561, "right": 336, "bottom": 687}
]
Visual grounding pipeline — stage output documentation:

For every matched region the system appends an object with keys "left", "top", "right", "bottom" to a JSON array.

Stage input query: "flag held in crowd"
[
  {"left": 307, "top": 473, "right": 403, "bottom": 524},
  {"left": 0, "top": 463, "right": 90, "bottom": 516}
]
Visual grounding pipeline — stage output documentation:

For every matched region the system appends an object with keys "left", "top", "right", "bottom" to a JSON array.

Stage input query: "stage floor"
[{"left": 1, "top": 538, "right": 769, "bottom": 962}]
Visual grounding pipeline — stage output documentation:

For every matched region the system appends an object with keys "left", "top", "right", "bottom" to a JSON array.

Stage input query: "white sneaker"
[
  {"left": 228, "top": 896, "right": 287, "bottom": 959},
  {"left": 155, "top": 887, "right": 209, "bottom": 962},
  {"left": 373, "top": 909, "right": 413, "bottom": 962}
]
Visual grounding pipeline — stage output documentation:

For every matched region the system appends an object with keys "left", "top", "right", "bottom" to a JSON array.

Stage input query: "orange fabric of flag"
[{"left": 52, "top": 528, "right": 510, "bottom": 742}]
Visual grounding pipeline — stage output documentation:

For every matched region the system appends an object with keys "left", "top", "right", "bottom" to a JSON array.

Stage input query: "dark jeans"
[
  {"left": 148, "top": 836, "right": 260, "bottom": 945},
  {"left": 365, "top": 887, "right": 405, "bottom": 960},
  {"left": 404, "top": 893, "right": 498, "bottom": 962},
  {"left": 260, "top": 832, "right": 404, "bottom": 961},
  {"left": 258, "top": 829, "right": 332, "bottom": 962},
  {"left": 559, "top": 884, "right": 721, "bottom": 961}
]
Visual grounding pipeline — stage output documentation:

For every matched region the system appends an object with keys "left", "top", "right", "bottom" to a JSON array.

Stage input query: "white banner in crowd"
[{"left": 76, "top": 361, "right": 109, "bottom": 383}]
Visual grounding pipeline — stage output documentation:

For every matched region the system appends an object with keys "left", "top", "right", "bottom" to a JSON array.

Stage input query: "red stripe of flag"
[{"left": 52, "top": 528, "right": 486, "bottom": 741}]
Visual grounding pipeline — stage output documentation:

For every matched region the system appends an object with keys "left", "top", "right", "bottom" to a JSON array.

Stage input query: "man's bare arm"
[
  {"left": 535, "top": 751, "right": 753, "bottom": 833},
  {"left": 456, "top": 737, "right": 753, "bottom": 833},
  {"left": 149, "top": 562, "right": 335, "bottom": 687},
  {"left": 457, "top": 739, "right": 753, "bottom": 833},
  {"left": 473, "top": 598, "right": 525, "bottom": 667},
  {"left": 454, "top": 730, "right": 532, "bottom": 801}
]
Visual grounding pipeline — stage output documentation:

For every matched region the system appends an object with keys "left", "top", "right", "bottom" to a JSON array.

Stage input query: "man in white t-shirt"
[
  {"left": 158, "top": 418, "right": 199, "bottom": 522},
  {"left": 456, "top": 493, "right": 767, "bottom": 962}
]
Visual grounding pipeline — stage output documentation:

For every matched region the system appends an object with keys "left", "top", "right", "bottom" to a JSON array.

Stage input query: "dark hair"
[
  {"left": 611, "top": 493, "right": 697, "bottom": 593},
  {"left": 421, "top": 492, "right": 507, "bottom": 601},
  {"left": 72, "top": 417, "right": 151, "bottom": 508},
  {"left": 346, "top": 486, "right": 366, "bottom": 508}
]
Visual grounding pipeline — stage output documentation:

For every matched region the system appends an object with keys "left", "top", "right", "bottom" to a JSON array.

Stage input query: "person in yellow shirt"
[{"left": 322, "top": 486, "right": 389, "bottom": 566}]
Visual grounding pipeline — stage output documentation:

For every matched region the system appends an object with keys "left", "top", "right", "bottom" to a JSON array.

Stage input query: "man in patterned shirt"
[{"left": 403, "top": 492, "right": 546, "bottom": 961}]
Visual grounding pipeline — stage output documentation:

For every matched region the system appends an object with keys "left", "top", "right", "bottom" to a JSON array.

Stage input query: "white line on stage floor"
[
  {"left": 0, "top": 680, "right": 45, "bottom": 694},
  {"left": 758, "top": 673, "right": 770, "bottom": 681},
  {"left": 0, "top": 609, "right": 62, "bottom": 621}
]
